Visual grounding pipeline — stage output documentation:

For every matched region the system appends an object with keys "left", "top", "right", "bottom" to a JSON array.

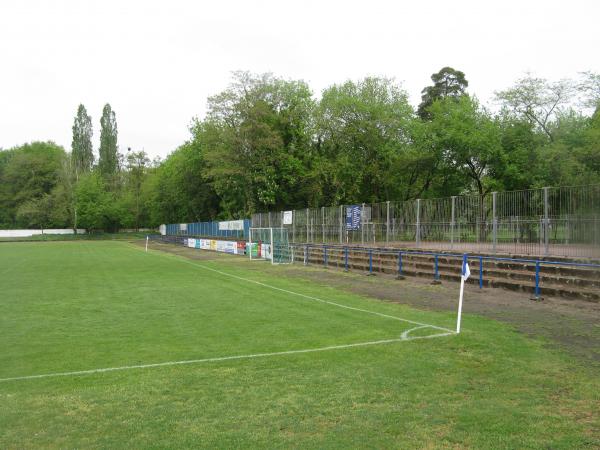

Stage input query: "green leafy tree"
[
  {"left": 123, "top": 149, "right": 150, "bottom": 230},
  {"left": 428, "top": 96, "right": 503, "bottom": 197},
  {"left": 418, "top": 67, "right": 468, "bottom": 120},
  {"left": 71, "top": 104, "right": 94, "bottom": 178},
  {"left": 495, "top": 75, "right": 575, "bottom": 142},
  {"left": 16, "top": 195, "right": 53, "bottom": 229},
  {"left": 98, "top": 103, "right": 119, "bottom": 180},
  {"left": 198, "top": 72, "right": 315, "bottom": 216},
  {"left": 0, "top": 142, "right": 65, "bottom": 228},
  {"left": 578, "top": 71, "right": 600, "bottom": 112},
  {"left": 315, "top": 77, "right": 414, "bottom": 203},
  {"left": 75, "top": 172, "right": 121, "bottom": 232},
  {"left": 146, "top": 141, "right": 219, "bottom": 224}
]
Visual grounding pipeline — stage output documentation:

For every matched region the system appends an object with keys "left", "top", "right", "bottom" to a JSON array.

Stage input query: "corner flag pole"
[
  {"left": 456, "top": 253, "right": 470, "bottom": 334},
  {"left": 145, "top": 235, "right": 149, "bottom": 253}
]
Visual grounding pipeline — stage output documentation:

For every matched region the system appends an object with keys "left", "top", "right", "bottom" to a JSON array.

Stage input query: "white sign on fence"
[
  {"left": 218, "top": 220, "right": 244, "bottom": 231},
  {"left": 283, "top": 211, "right": 293, "bottom": 225}
]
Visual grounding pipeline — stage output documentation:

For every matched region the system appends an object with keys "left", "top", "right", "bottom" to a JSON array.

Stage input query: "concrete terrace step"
[
  {"left": 293, "top": 248, "right": 600, "bottom": 302},
  {"left": 302, "top": 247, "right": 600, "bottom": 281}
]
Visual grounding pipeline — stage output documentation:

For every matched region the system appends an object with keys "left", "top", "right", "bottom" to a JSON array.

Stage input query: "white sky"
[{"left": 1, "top": 0, "right": 598, "bottom": 159}]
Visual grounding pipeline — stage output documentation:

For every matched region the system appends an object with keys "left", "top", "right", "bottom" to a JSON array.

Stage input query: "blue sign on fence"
[{"left": 346, "top": 205, "right": 361, "bottom": 230}]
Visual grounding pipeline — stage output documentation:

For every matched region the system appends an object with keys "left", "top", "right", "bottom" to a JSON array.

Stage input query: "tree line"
[{"left": 0, "top": 68, "right": 599, "bottom": 230}]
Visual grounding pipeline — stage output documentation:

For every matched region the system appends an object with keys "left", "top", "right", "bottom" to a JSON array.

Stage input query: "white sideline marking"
[
  {"left": 136, "top": 244, "right": 454, "bottom": 334},
  {"left": 0, "top": 331, "right": 453, "bottom": 383},
  {"left": 0, "top": 243, "right": 457, "bottom": 383}
]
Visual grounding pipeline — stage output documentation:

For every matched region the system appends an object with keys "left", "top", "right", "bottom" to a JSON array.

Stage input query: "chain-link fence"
[{"left": 251, "top": 185, "right": 600, "bottom": 258}]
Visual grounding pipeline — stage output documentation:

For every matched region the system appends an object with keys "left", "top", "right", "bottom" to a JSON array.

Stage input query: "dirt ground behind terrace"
[{"left": 138, "top": 240, "right": 600, "bottom": 365}]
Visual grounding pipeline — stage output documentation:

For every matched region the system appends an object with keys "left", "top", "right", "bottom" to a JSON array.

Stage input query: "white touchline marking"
[
  {"left": 0, "top": 243, "right": 458, "bottom": 384},
  {"left": 0, "top": 332, "right": 453, "bottom": 383},
  {"left": 133, "top": 243, "right": 455, "bottom": 334}
]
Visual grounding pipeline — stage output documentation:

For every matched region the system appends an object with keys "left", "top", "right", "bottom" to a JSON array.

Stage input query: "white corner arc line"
[
  {"left": 0, "top": 332, "right": 454, "bottom": 383},
  {"left": 135, "top": 244, "right": 455, "bottom": 334},
  {"left": 400, "top": 325, "right": 430, "bottom": 340}
]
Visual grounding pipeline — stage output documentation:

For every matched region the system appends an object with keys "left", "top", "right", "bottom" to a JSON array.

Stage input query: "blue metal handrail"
[{"left": 290, "top": 242, "right": 600, "bottom": 299}]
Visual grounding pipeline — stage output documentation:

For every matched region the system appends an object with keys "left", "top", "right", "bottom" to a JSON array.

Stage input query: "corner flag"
[
  {"left": 457, "top": 254, "right": 469, "bottom": 333},
  {"left": 462, "top": 254, "right": 470, "bottom": 280}
]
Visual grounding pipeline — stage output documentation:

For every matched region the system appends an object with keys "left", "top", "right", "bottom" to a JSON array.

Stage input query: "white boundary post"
[{"left": 145, "top": 235, "right": 149, "bottom": 252}]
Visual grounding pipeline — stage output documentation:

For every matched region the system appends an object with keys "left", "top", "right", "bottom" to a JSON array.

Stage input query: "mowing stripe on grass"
[
  {"left": 0, "top": 329, "right": 453, "bottom": 383},
  {"left": 135, "top": 243, "right": 455, "bottom": 334}
]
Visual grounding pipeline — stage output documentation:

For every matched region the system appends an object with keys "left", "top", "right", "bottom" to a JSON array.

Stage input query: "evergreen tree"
[{"left": 418, "top": 67, "right": 469, "bottom": 120}]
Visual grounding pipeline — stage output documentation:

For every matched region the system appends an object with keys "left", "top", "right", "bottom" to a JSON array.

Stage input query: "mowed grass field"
[{"left": 0, "top": 241, "right": 598, "bottom": 448}]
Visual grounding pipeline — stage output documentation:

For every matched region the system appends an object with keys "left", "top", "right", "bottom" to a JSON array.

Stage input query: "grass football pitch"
[{"left": 0, "top": 241, "right": 598, "bottom": 448}]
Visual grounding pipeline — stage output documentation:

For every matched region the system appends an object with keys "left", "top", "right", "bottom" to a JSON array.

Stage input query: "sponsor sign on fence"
[{"left": 218, "top": 220, "right": 244, "bottom": 231}]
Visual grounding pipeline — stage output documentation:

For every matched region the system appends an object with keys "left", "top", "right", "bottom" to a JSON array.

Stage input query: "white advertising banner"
[{"left": 218, "top": 220, "right": 244, "bottom": 231}]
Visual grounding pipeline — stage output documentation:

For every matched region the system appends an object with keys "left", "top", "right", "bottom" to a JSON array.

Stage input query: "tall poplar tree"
[
  {"left": 98, "top": 103, "right": 119, "bottom": 179},
  {"left": 71, "top": 104, "right": 94, "bottom": 179}
]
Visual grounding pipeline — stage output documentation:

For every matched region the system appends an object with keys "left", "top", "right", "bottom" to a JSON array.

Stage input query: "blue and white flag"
[{"left": 462, "top": 254, "right": 470, "bottom": 281}]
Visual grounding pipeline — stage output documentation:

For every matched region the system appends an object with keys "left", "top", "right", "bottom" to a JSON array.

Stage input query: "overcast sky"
[{"left": 1, "top": 0, "right": 598, "bottom": 159}]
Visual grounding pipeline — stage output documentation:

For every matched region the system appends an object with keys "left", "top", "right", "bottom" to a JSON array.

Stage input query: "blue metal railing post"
[
  {"left": 432, "top": 254, "right": 441, "bottom": 284},
  {"left": 324, "top": 245, "right": 328, "bottom": 267},
  {"left": 304, "top": 244, "right": 308, "bottom": 266},
  {"left": 396, "top": 251, "right": 405, "bottom": 280},
  {"left": 344, "top": 246, "right": 349, "bottom": 271},
  {"left": 368, "top": 249, "right": 374, "bottom": 275},
  {"left": 533, "top": 260, "right": 541, "bottom": 300},
  {"left": 479, "top": 256, "right": 483, "bottom": 289}
]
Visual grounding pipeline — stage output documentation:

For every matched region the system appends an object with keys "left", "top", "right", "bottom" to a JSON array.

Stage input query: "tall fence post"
[
  {"left": 339, "top": 205, "right": 343, "bottom": 244},
  {"left": 361, "top": 202, "right": 365, "bottom": 245},
  {"left": 322, "top": 206, "right": 325, "bottom": 243},
  {"left": 493, "top": 191, "right": 497, "bottom": 254},
  {"left": 544, "top": 187, "right": 549, "bottom": 256},
  {"left": 306, "top": 208, "right": 309, "bottom": 243},
  {"left": 450, "top": 196, "right": 456, "bottom": 250},
  {"left": 416, "top": 199, "right": 421, "bottom": 248},
  {"left": 292, "top": 210, "right": 295, "bottom": 243},
  {"left": 386, "top": 201, "right": 390, "bottom": 246}
]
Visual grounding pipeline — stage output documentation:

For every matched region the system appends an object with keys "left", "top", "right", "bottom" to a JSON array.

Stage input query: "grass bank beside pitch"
[{"left": 0, "top": 241, "right": 598, "bottom": 448}]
